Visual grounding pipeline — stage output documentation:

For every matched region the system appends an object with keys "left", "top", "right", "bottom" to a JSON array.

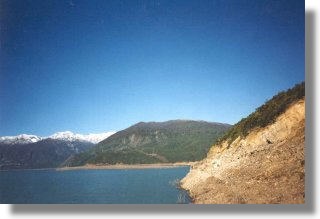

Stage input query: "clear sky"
[{"left": 0, "top": 0, "right": 304, "bottom": 136}]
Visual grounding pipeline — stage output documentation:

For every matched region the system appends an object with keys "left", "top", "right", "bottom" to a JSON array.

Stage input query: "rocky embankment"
[{"left": 181, "top": 99, "right": 305, "bottom": 204}]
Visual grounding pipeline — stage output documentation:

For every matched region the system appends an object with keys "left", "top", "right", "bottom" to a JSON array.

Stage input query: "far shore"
[{"left": 57, "top": 162, "right": 195, "bottom": 171}]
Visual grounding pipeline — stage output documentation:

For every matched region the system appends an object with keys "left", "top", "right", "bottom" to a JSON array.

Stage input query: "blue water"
[{"left": 0, "top": 167, "right": 191, "bottom": 204}]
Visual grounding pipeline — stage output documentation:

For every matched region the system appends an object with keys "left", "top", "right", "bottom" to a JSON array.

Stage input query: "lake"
[{"left": 0, "top": 166, "right": 191, "bottom": 204}]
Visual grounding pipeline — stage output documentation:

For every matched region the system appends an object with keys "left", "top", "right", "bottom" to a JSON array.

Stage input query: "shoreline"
[
  {"left": 0, "top": 162, "right": 194, "bottom": 172},
  {"left": 57, "top": 162, "right": 194, "bottom": 171}
]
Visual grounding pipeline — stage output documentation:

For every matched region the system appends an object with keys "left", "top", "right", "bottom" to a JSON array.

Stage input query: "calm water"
[{"left": 0, "top": 167, "right": 191, "bottom": 204}]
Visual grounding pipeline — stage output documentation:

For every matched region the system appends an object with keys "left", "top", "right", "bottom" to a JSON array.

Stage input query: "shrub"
[{"left": 217, "top": 82, "right": 305, "bottom": 145}]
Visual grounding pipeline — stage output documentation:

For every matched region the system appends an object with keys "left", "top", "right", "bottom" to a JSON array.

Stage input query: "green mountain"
[{"left": 68, "top": 120, "right": 231, "bottom": 166}]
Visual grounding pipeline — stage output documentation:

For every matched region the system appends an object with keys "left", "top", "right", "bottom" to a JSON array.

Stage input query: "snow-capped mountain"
[
  {"left": 0, "top": 131, "right": 115, "bottom": 145},
  {"left": 48, "top": 131, "right": 115, "bottom": 144},
  {"left": 0, "top": 134, "right": 42, "bottom": 144},
  {"left": 79, "top": 132, "right": 116, "bottom": 144},
  {"left": 0, "top": 131, "right": 115, "bottom": 170}
]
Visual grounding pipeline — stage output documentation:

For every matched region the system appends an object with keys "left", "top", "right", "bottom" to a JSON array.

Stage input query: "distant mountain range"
[
  {"left": 67, "top": 120, "right": 231, "bottom": 166},
  {"left": 0, "top": 131, "right": 115, "bottom": 170},
  {"left": 1, "top": 121, "right": 231, "bottom": 170},
  {"left": 0, "top": 131, "right": 115, "bottom": 145}
]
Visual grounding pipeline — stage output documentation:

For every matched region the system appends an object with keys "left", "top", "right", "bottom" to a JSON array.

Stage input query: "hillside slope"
[
  {"left": 68, "top": 120, "right": 231, "bottom": 166},
  {"left": 0, "top": 139, "right": 94, "bottom": 170},
  {"left": 181, "top": 83, "right": 305, "bottom": 204}
]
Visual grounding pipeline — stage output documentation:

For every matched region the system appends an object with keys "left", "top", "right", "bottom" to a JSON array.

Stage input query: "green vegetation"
[
  {"left": 68, "top": 120, "right": 231, "bottom": 166},
  {"left": 69, "top": 149, "right": 160, "bottom": 166},
  {"left": 217, "top": 82, "right": 305, "bottom": 144}
]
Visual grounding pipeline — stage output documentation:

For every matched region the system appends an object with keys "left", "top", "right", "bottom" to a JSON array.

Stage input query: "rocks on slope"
[{"left": 181, "top": 99, "right": 305, "bottom": 204}]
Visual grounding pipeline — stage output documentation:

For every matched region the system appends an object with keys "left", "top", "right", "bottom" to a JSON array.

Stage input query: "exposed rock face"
[{"left": 181, "top": 99, "right": 305, "bottom": 204}]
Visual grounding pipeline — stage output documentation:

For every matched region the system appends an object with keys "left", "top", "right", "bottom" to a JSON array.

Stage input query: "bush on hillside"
[{"left": 217, "top": 82, "right": 305, "bottom": 145}]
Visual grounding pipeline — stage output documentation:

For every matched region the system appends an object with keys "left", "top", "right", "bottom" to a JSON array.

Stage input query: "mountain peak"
[
  {"left": 48, "top": 131, "right": 116, "bottom": 144},
  {"left": 0, "top": 134, "right": 42, "bottom": 144},
  {"left": 49, "top": 131, "right": 78, "bottom": 141},
  {"left": 0, "top": 131, "right": 116, "bottom": 145}
]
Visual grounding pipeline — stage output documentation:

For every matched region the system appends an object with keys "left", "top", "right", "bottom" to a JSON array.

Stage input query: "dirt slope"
[{"left": 181, "top": 99, "right": 305, "bottom": 204}]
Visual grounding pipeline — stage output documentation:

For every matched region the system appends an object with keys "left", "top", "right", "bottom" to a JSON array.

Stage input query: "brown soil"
[
  {"left": 181, "top": 99, "right": 305, "bottom": 204},
  {"left": 58, "top": 162, "right": 194, "bottom": 171}
]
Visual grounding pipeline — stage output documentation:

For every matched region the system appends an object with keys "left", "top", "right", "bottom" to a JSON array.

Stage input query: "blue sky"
[{"left": 0, "top": 0, "right": 304, "bottom": 136}]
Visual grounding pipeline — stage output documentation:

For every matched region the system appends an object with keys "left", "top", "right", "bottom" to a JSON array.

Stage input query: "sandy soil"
[
  {"left": 181, "top": 99, "right": 305, "bottom": 204},
  {"left": 57, "top": 162, "right": 194, "bottom": 171}
]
